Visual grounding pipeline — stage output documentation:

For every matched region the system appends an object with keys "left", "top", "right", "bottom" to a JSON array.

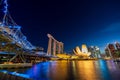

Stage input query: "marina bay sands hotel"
[
  {"left": 46, "top": 34, "right": 95, "bottom": 57},
  {"left": 47, "top": 34, "right": 64, "bottom": 56}
]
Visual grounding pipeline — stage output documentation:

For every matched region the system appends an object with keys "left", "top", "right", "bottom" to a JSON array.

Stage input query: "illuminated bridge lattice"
[{"left": 0, "top": 0, "right": 35, "bottom": 50}]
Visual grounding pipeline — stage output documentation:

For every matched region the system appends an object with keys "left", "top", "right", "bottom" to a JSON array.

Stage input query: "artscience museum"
[{"left": 73, "top": 44, "right": 91, "bottom": 57}]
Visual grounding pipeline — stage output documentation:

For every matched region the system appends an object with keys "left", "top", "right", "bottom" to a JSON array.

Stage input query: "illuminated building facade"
[
  {"left": 115, "top": 42, "right": 120, "bottom": 51},
  {"left": 88, "top": 46, "right": 101, "bottom": 58},
  {"left": 82, "top": 44, "right": 88, "bottom": 53},
  {"left": 105, "top": 42, "right": 120, "bottom": 58},
  {"left": 47, "top": 34, "right": 64, "bottom": 56},
  {"left": 105, "top": 44, "right": 116, "bottom": 57},
  {"left": 105, "top": 48, "right": 110, "bottom": 57},
  {"left": 73, "top": 44, "right": 91, "bottom": 57}
]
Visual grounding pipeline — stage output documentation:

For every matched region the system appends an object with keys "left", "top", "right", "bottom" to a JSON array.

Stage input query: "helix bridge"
[{"left": 0, "top": 0, "right": 35, "bottom": 50}]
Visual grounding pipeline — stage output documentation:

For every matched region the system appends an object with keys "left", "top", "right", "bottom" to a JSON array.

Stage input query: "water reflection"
[
  {"left": 26, "top": 62, "right": 50, "bottom": 80},
  {"left": 4, "top": 60, "right": 120, "bottom": 80}
]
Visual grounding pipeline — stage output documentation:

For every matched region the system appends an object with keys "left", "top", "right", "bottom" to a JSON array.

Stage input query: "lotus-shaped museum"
[{"left": 73, "top": 44, "right": 91, "bottom": 57}]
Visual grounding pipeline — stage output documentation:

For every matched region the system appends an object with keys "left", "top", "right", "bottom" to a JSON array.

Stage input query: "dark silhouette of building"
[
  {"left": 107, "top": 44, "right": 116, "bottom": 57},
  {"left": 105, "top": 48, "right": 110, "bottom": 57},
  {"left": 115, "top": 42, "right": 120, "bottom": 51}
]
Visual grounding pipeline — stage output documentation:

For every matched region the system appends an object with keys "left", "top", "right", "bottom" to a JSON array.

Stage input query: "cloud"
[{"left": 102, "top": 22, "right": 120, "bottom": 32}]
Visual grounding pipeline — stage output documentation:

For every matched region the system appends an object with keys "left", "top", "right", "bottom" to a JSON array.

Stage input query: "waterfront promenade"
[{"left": 0, "top": 63, "right": 32, "bottom": 69}]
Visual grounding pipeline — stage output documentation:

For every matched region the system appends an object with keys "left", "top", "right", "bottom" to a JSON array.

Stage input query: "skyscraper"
[
  {"left": 107, "top": 44, "right": 115, "bottom": 57},
  {"left": 105, "top": 48, "right": 110, "bottom": 57},
  {"left": 115, "top": 42, "right": 120, "bottom": 51},
  {"left": 88, "top": 46, "right": 101, "bottom": 58}
]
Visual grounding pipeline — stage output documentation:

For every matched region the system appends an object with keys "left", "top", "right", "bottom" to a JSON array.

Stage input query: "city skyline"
[{"left": 1, "top": 0, "right": 120, "bottom": 53}]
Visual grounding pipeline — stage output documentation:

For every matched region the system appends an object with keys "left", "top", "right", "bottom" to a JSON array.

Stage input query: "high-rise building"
[
  {"left": 88, "top": 46, "right": 101, "bottom": 58},
  {"left": 107, "top": 44, "right": 115, "bottom": 57},
  {"left": 115, "top": 42, "right": 120, "bottom": 51},
  {"left": 105, "top": 48, "right": 110, "bottom": 57}
]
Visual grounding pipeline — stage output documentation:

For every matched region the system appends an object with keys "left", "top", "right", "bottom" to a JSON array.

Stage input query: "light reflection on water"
[
  {"left": 23, "top": 60, "right": 120, "bottom": 80},
  {"left": 3, "top": 60, "right": 120, "bottom": 80}
]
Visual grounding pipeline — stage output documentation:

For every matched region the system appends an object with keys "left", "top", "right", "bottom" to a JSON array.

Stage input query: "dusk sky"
[{"left": 2, "top": 0, "right": 120, "bottom": 53}]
